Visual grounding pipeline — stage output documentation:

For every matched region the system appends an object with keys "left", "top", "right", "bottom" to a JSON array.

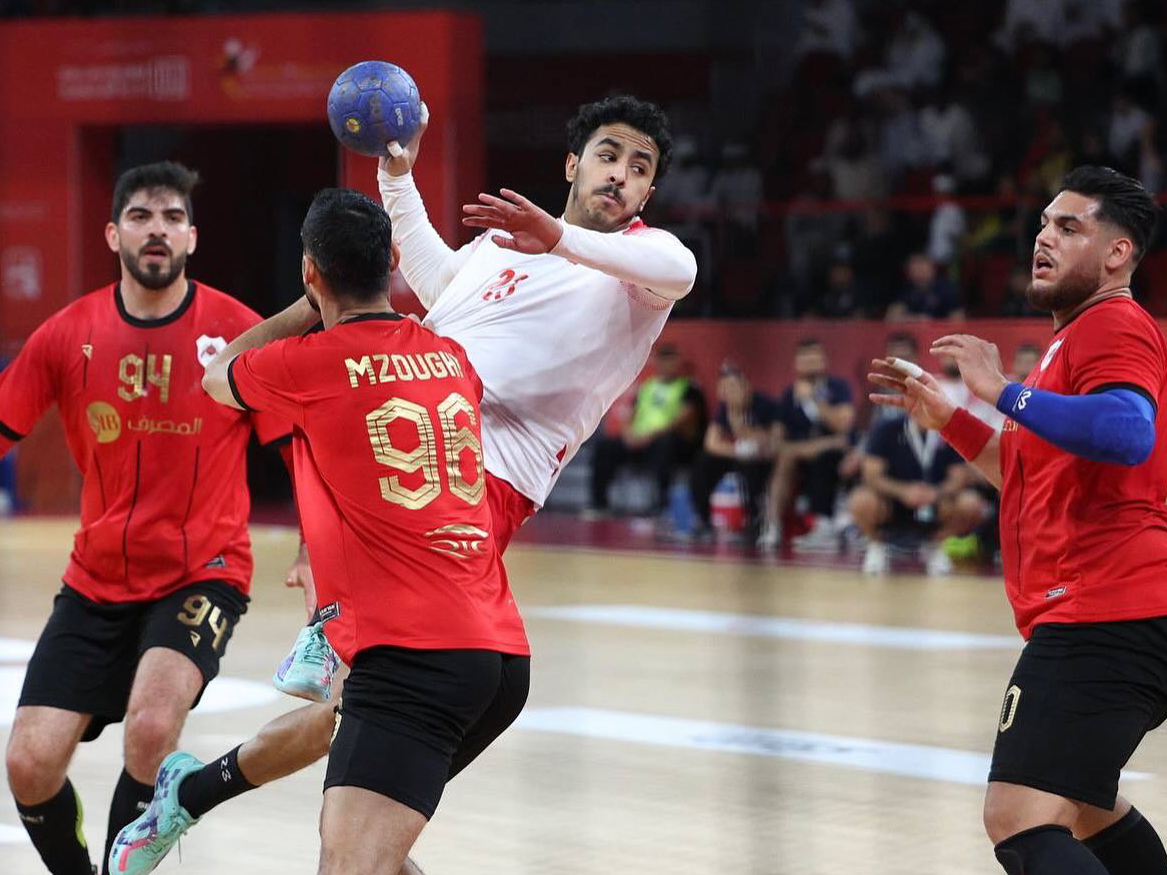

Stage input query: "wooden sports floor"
[{"left": 3, "top": 517, "right": 1166, "bottom": 874}]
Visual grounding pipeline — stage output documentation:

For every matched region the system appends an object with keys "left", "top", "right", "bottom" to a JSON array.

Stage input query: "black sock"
[
  {"left": 1084, "top": 807, "right": 1167, "bottom": 874},
  {"left": 995, "top": 824, "right": 1109, "bottom": 874},
  {"left": 15, "top": 778, "right": 93, "bottom": 875},
  {"left": 102, "top": 770, "right": 154, "bottom": 875},
  {"left": 177, "top": 745, "right": 257, "bottom": 819}
]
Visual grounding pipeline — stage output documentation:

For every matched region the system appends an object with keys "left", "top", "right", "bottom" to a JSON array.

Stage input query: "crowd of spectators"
[
  {"left": 588, "top": 335, "right": 1046, "bottom": 575},
  {"left": 655, "top": 0, "right": 1167, "bottom": 319}
]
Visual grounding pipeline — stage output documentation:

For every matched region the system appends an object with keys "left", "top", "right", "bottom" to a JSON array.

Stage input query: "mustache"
[
  {"left": 138, "top": 238, "right": 172, "bottom": 257},
  {"left": 593, "top": 184, "right": 624, "bottom": 205}
]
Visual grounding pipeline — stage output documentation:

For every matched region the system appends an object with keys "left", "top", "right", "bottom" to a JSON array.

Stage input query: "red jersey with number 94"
[
  {"left": 998, "top": 296, "right": 1167, "bottom": 638},
  {"left": 229, "top": 313, "right": 528, "bottom": 663},
  {"left": 0, "top": 282, "right": 291, "bottom": 602}
]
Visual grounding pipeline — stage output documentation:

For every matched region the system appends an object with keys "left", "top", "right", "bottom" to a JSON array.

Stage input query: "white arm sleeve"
[
  {"left": 550, "top": 221, "right": 697, "bottom": 302},
  {"left": 377, "top": 168, "right": 475, "bottom": 310}
]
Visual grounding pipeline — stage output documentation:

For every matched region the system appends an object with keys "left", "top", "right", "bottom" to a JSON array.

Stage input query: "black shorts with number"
[
  {"left": 325, "top": 645, "right": 530, "bottom": 819},
  {"left": 988, "top": 618, "right": 1167, "bottom": 809},
  {"left": 19, "top": 580, "right": 248, "bottom": 742}
]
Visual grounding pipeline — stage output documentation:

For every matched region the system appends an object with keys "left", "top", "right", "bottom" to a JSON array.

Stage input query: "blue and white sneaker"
[
  {"left": 108, "top": 751, "right": 202, "bottom": 874},
  {"left": 272, "top": 621, "right": 339, "bottom": 703}
]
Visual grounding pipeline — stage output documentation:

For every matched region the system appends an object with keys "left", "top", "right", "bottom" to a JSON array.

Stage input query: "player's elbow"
[
  {"left": 1101, "top": 419, "right": 1155, "bottom": 466},
  {"left": 201, "top": 366, "right": 229, "bottom": 405}
]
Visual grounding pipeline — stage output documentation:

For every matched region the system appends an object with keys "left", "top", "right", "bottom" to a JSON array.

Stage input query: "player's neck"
[
  {"left": 119, "top": 274, "right": 190, "bottom": 321},
  {"left": 321, "top": 299, "right": 396, "bottom": 330},
  {"left": 1052, "top": 284, "right": 1132, "bottom": 331}
]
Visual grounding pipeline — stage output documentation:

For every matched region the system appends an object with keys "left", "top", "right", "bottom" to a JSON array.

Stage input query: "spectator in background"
[
  {"left": 887, "top": 253, "right": 964, "bottom": 320},
  {"left": 849, "top": 416, "right": 989, "bottom": 575},
  {"left": 926, "top": 173, "right": 968, "bottom": 267},
  {"left": 760, "top": 339, "right": 855, "bottom": 550},
  {"left": 839, "top": 332, "right": 922, "bottom": 483},
  {"left": 919, "top": 87, "right": 990, "bottom": 185},
  {"left": 884, "top": 11, "right": 947, "bottom": 90},
  {"left": 588, "top": 343, "right": 705, "bottom": 517},
  {"left": 803, "top": 249, "right": 870, "bottom": 318},
  {"left": 816, "top": 115, "right": 889, "bottom": 202},
  {"left": 690, "top": 366, "right": 780, "bottom": 542},
  {"left": 1113, "top": 0, "right": 1163, "bottom": 87},
  {"left": 1109, "top": 87, "right": 1153, "bottom": 171},
  {"left": 1001, "top": 264, "right": 1045, "bottom": 316},
  {"left": 936, "top": 354, "right": 1006, "bottom": 430},
  {"left": 1010, "top": 342, "right": 1043, "bottom": 382},
  {"left": 710, "top": 142, "right": 764, "bottom": 254},
  {"left": 852, "top": 207, "right": 911, "bottom": 315},
  {"left": 795, "top": 0, "right": 861, "bottom": 61}
]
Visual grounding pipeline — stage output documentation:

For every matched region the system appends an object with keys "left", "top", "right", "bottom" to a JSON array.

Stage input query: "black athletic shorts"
[
  {"left": 19, "top": 581, "right": 248, "bottom": 742},
  {"left": 988, "top": 618, "right": 1167, "bottom": 809},
  {"left": 324, "top": 645, "right": 531, "bottom": 819}
]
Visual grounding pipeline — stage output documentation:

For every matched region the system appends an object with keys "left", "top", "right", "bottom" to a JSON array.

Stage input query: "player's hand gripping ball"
[{"left": 327, "top": 61, "right": 422, "bottom": 157}]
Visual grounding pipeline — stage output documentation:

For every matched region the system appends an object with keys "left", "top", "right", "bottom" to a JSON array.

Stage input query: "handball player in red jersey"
[
  {"left": 0, "top": 162, "right": 295, "bottom": 875},
  {"left": 871, "top": 166, "right": 1167, "bottom": 875},
  {"left": 114, "top": 188, "right": 528, "bottom": 875}
]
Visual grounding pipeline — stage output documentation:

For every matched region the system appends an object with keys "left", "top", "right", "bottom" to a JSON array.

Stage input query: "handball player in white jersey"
[{"left": 111, "top": 94, "right": 695, "bottom": 875}]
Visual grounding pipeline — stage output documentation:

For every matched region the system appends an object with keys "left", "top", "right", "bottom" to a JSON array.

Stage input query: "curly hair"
[{"left": 567, "top": 94, "right": 674, "bottom": 180}]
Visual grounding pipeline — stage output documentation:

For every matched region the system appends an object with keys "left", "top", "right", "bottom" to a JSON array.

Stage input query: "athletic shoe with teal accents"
[
  {"left": 272, "top": 621, "right": 339, "bottom": 703},
  {"left": 108, "top": 751, "right": 202, "bottom": 874}
]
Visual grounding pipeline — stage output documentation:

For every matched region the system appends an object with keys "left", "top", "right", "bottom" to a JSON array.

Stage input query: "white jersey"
[{"left": 380, "top": 170, "right": 697, "bottom": 506}]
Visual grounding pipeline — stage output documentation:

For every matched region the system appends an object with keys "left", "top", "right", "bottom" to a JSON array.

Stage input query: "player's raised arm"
[
  {"left": 376, "top": 104, "right": 476, "bottom": 309},
  {"left": 932, "top": 333, "right": 1157, "bottom": 466},
  {"left": 462, "top": 188, "right": 697, "bottom": 301}
]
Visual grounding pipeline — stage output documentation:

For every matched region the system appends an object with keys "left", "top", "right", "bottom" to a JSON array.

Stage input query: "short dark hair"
[
  {"left": 111, "top": 161, "right": 200, "bottom": 223},
  {"left": 567, "top": 94, "right": 674, "bottom": 180},
  {"left": 796, "top": 338, "right": 823, "bottom": 351},
  {"left": 1059, "top": 165, "right": 1159, "bottom": 262},
  {"left": 300, "top": 188, "right": 392, "bottom": 302}
]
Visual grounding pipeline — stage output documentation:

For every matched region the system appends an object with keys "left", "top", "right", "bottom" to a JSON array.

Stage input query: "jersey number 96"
[{"left": 365, "top": 392, "right": 484, "bottom": 510}]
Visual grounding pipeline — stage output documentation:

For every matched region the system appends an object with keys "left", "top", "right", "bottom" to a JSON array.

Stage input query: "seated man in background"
[
  {"left": 587, "top": 343, "right": 705, "bottom": 517},
  {"left": 886, "top": 252, "right": 964, "bottom": 320},
  {"left": 690, "top": 365, "right": 780, "bottom": 542},
  {"left": 849, "top": 414, "right": 987, "bottom": 576},
  {"left": 759, "top": 338, "right": 854, "bottom": 550},
  {"left": 838, "top": 332, "right": 919, "bottom": 493}
]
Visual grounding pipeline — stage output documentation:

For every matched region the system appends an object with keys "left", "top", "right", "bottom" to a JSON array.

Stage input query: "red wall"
[
  {"left": 0, "top": 11, "right": 482, "bottom": 353},
  {"left": 0, "top": 12, "right": 482, "bottom": 511}
]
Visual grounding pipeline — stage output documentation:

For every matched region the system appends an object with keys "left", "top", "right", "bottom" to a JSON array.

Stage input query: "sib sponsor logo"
[{"left": 86, "top": 401, "right": 121, "bottom": 444}]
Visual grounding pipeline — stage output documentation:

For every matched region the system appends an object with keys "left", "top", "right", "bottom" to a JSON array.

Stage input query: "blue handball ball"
[{"left": 327, "top": 61, "right": 422, "bottom": 158}]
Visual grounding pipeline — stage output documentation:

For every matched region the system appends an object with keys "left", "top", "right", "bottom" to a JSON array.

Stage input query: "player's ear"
[
  {"left": 565, "top": 152, "right": 578, "bottom": 184},
  {"left": 1107, "top": 236, "right": 1134, "bottom": 271},
  {"left": 639, "top": 185, "right": 656, "bottom": 214},
  {"left": 389, "top": 241, "right": 401, "bottom": 272},
  {"left": 302, "top": 253, "right": 315, "bottom": 286},
  {"left": 104, "top": 222, "right": 120, "bottom": 254},
  {"left": 187, "top": 224, "right": 198, "bottom": 256}
]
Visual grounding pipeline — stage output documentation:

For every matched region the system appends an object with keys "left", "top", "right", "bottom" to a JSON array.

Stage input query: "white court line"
[
  {"left": 526, "top": 605, "right": 1021, "bottom": 650},
  {"left": 0, "top": 824, "right": 27, "bottom": 844},
  {"left": 517, "top": 707, "right": 1152, "bottom": 786}
]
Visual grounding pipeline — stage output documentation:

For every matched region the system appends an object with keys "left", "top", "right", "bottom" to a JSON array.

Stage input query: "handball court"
[{"left": 3, "top": 516, "right": 1164, "bottom": 875}]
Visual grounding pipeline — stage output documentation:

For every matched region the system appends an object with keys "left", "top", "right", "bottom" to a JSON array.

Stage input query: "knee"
[
  {"left": 124, "top": 706, "right": 183, "bottom": 775},
  {"left": 952, "top": 490, "right": 987, "bottom": 531},
  {"left": 848, "top": 486, "right": 880, "bottom": 524},
  {"left": 305, "top": 704, "right": 336, "bottom": 760},
  {"left": 6, "top": 735, "right": 68, "bottom": 804}
]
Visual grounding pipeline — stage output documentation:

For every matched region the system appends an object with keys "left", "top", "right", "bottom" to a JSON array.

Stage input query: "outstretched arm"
[{"left": 462, "top": 189, "right": 697, "bottom": 301}]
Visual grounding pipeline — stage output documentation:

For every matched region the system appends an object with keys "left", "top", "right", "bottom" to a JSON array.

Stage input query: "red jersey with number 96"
[
  {"left": 0, "top": 282, "right": 291, "bottom": 603},
  {"left": 998, "top": 296, "right": 1167, "bottom": 638},
  {"left": 229, "top": 313, "right": 528, "bottom": 663}
]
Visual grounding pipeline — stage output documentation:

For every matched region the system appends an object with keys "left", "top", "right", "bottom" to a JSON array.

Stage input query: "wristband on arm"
[
  {"left": 995, "top": 382, "right": 1156, "bottom": 466},
  {"left": 939, "top": 407, "right": 995, "bottom": 462}
]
